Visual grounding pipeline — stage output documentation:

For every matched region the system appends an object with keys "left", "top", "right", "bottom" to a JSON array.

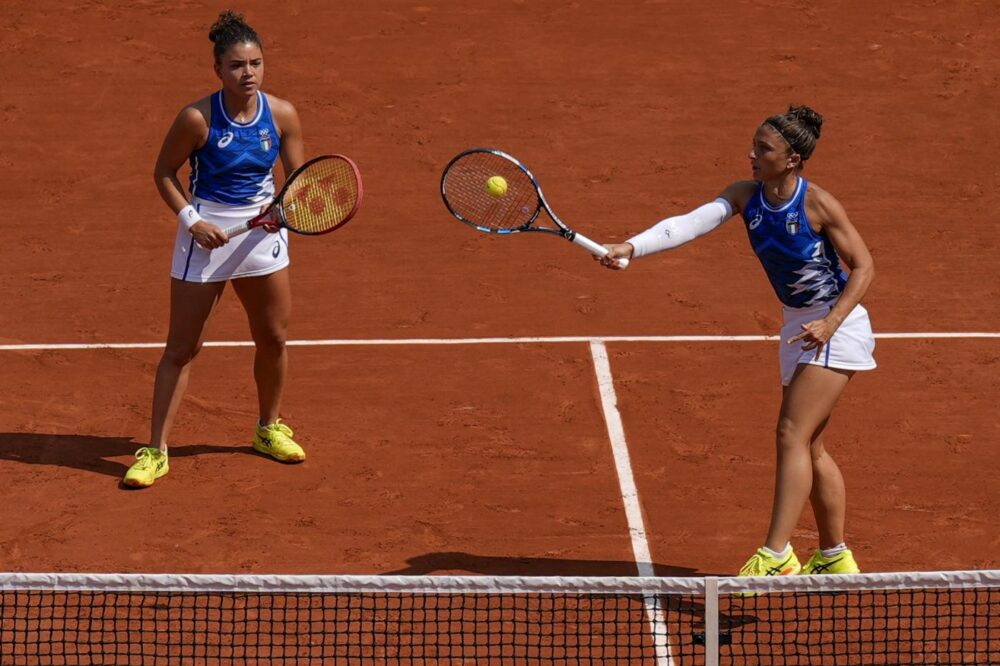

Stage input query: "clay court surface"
[{"left": 1, "top": 0, "right": 997, "bottom": 581}]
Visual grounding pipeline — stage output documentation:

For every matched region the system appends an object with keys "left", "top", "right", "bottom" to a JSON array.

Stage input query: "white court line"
[
  {"left": 5, "top": 330, "right": 995, "bottom": 658},
  {"left": 590, "top": 341, "right": 673, "bottom": 666},
  {"left": 0, "top": 331, "right": 997, "bottom": 351}
]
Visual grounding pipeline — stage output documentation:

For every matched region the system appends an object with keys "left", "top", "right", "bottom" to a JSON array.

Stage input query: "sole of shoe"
[{"left": 253, "top": 444, "right": 305, "bottom": 463}]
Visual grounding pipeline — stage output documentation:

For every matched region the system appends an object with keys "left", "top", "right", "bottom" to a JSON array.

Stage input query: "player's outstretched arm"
[{"left": 596, "top": 182, "right": 751, "bottom": 271}]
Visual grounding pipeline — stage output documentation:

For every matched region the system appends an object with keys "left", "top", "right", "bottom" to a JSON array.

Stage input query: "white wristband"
[{"left": 177, "top": 205, "right": 202, "bottom": 231}]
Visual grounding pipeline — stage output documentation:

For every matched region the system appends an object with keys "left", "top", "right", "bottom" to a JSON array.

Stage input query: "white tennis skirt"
[
  {"left": 170, "top": 197, "right": 290, "bottom": 283},
  {"left": 779, "top": 302, "right": 877, "bottom": 385}
]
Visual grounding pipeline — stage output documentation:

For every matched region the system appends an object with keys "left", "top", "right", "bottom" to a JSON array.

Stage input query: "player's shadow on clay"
[
  {"left": 0, "top": 433, "right": 253, "bottom": 481},
  {"left": 383, "top": 551, "right": 721, "bottom": 577},
  {"left": 383, "top": 552, "right": 757, "bottom": 630}
]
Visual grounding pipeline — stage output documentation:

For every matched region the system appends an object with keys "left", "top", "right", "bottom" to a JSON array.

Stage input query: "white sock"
[
  {"left": 762, "top": 543, "right": 791, "bottom": 559},
  {"left": 821, "top": 543, "right": 848, "bottom": 558}
]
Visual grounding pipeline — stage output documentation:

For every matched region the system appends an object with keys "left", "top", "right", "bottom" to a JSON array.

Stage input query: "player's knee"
[
  {"left": 161, "top": 342, "right": 202, "bottom": 367},
  {"left": 775, "top": 417, "right": 808, "bottom": 450},
  {"left": 253, "top": 330, "right": 286, "bottom": 354}
]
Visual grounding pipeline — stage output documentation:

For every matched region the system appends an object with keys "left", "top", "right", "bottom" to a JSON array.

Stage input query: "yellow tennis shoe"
[
  {"left": 253, "top": 419, "right": 305, "bottom": 462},
  {"left": 801, "top": 549, "right": 861, "bottom": 575},
  {"left": 122, "top": 447, "right": 169, "bottom": 488},
  {"left": 739, "top": 547, "right": 802, "bottom": 577}
]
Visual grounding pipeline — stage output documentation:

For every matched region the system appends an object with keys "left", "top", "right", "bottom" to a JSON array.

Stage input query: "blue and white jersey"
[
  {"left": 188, "top": 90, "right": 280, "bottom": 205},
  {"left": 741, "top": 177, "right": 847, "bottom": 308}
]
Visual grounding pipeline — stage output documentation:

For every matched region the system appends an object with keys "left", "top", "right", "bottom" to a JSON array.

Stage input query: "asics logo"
[
  {"left": 749, "top": 213, "right": 763, "bottom": 230},
  {"left": 218, "top": 131, "right": 234, "bottom": 148},
  {"left": 766, "top": 555, "right": 797, "bottom": 576},
  {"left": 808, "top": 558, "right": 842, "bottom": 574}
]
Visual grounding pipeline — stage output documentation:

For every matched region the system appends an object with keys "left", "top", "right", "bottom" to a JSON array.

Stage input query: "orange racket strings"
[{"left": 282, "top": 158, "right": 360, "bottom": 234}]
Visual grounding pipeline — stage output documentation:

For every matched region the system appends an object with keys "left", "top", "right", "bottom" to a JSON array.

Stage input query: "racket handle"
[
  {"left": 222, "top": 221, "right": 253, "bottom": 239},
  {"left": 572, "top": 232, "right": 630, "bottom": 269}
]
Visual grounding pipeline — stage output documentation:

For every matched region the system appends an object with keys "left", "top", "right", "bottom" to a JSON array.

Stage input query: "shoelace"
[
  {"left": 133, "top": 447, "right": 162, "bottom": 469},
  {"left": 265, "top": 421, "right": 294, "bottom": 438}
]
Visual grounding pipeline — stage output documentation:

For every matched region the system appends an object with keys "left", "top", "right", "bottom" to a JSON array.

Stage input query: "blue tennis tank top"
[
  {"left": 741, "top": 177, "right": 847, "bottom": 308},
  {"left": 188, "top": 90, "right": 280, "bottom": 205}
]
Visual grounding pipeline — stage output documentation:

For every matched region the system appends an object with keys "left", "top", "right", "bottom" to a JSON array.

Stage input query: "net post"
[{"left": 704, "top": 576, "right": 719, "bottom": 666}]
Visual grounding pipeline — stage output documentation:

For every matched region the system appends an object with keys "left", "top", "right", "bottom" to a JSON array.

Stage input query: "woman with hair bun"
[
  {"left": 124, "top": 10, "right": 307, "bottom": 487},
  {"left": 598, "top": 106, "right": 876, "bottom": 577}
]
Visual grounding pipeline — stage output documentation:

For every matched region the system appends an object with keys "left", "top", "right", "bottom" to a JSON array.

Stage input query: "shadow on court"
[
  {"left": 0, "top": 432, "right": 253, "bottom": 480},
  {"left": 383, "top": 552, "right": 760, "bottom": 630},
  {"left": 383, "top": 551, "right": 723, "bottom": 577}
]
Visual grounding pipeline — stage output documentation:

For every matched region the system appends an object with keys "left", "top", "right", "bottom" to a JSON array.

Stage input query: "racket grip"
[
  {"left": 222, "top": 222, "right": 252, "bottom": 239},
  {"left": 572, "top": 232, "right": 630, "bottom": 269}
]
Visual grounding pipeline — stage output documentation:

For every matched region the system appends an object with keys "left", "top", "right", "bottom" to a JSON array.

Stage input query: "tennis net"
[{"left": 1, "top": 569, "right": 996, "bottom": 664}]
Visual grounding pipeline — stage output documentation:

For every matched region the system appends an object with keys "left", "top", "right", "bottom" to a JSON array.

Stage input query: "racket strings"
[
  {"left": 443, "top": 153, "right": 539, "bottom": 231},
  {"left": 282, "top": 159, "right": 360, "bottom": 234}
]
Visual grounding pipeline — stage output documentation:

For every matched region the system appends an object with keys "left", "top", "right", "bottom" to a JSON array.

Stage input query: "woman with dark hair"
[
  {"left": 598, "top": 106, "right": 876, "bottom": 576},
  {"left": 125, "top": 10, "right": 306, "bottom": 487}
]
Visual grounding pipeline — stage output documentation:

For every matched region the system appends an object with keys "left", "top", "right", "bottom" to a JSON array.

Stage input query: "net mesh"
[
  {"left": 281, "top": 157, "right": 361, "bottom": 234},
  {"left": 719, "top": 586, "right": 997, "bottom": 664},
  {"left": 442, "top": 151, "right": 541, "bottom": 232},
  {"left": 0, "top": 571, "right": 996, "bottom": 664}
]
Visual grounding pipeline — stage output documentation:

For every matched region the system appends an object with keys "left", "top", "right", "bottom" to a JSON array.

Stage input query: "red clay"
[{"left": 0, "top": 1, "right": 997, "bottom": 577}]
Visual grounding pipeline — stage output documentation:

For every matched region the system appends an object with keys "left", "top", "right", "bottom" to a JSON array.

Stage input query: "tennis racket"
[
  {"left": 440, "top": 148, "right": 628, "bottom": 267},
  {"left": 223, "top": 154, "right": 363, "bottom": 239}
]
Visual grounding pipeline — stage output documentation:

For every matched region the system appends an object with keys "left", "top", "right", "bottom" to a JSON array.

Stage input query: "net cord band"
[{"left": 0, "top": 569, "right": 995, "bottom": 594}]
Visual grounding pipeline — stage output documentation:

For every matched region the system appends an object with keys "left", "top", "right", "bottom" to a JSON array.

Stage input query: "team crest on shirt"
[
  {"left": 259, "top": 128, "right": 273, "bottom": 152},
  {"left": 785, "top": 211, "right": 801, "bottom": 235}
]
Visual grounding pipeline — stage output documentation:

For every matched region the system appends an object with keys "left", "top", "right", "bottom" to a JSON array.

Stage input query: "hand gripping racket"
[
  {"left": 223, "top": 154, "right": 363, "bottom": 239},
  {"left": 440, "top": 148, "right": 627, "bottom": 267}
]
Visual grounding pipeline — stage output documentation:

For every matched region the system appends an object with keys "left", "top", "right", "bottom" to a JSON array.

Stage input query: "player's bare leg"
[
  {"left": 149, "top": 279, "right": 226, "bottom": 453},
  {"left": 808, "top": 419, "right": 848, "bottom": 549},
  {"left": 764, "top": 365, "right": 853, "bottom": 552},
  {"left": 232, "top": 268, "right": 302, "bottom": 462},
  {"left": 232, "top": 268, "right": 291, "bottom": 426}
]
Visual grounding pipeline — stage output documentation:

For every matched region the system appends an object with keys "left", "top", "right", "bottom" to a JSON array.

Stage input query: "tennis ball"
[{"left": 486, "top": 175, "right": 508, "bottom": 197}]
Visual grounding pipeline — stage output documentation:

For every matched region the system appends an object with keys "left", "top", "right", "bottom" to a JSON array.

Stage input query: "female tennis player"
[
  {"left": 598, "top": 106, "right": 876, "bottom": 576},
  {"left": 125, "top": 10, "right": 306, "bottom": 487}
]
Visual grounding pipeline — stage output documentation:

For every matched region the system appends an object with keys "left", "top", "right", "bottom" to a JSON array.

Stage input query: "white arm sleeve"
[{"left": 627, "top": 197, "right": 734, "bottom": 259}]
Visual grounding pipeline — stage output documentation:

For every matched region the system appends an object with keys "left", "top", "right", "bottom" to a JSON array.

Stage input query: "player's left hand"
[
  {"left": 259, "top": 202, "right": 280, "bottom": 233},
  {"left": 788, "top": 318, "right": 838, "bottom": 354}
]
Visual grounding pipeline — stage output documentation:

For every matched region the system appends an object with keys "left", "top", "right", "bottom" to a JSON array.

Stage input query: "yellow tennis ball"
[{"left": 486, "top": 175, "right": 508, "bottom": 197}]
